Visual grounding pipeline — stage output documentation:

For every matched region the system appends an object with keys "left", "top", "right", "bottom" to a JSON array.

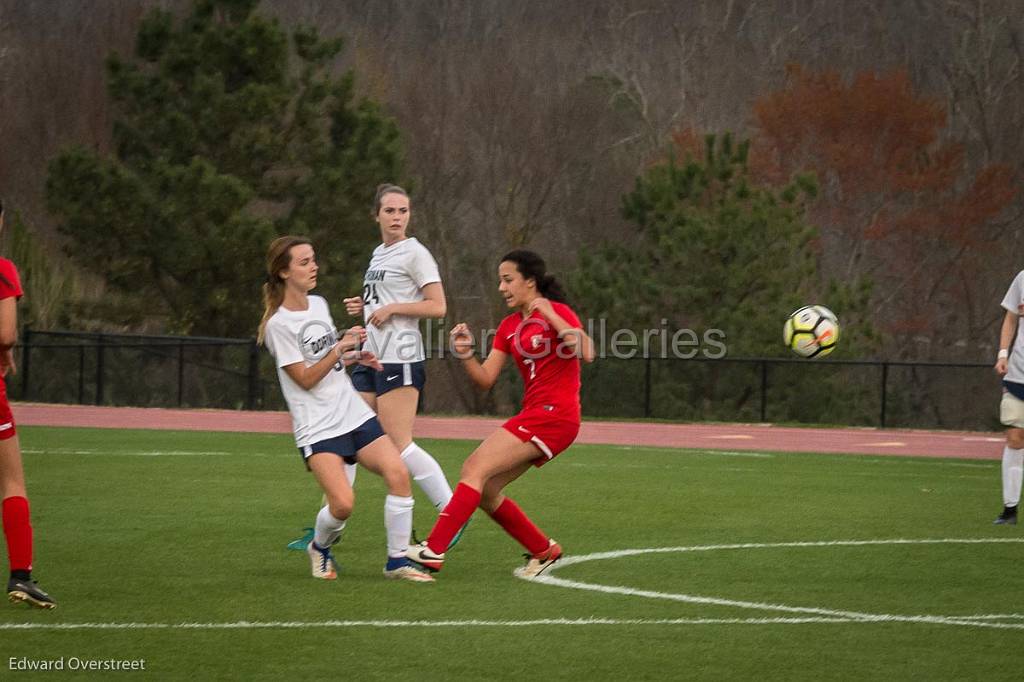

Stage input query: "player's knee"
[
  {"left": 478, "top": 489, "right": 503, "bottom": 514},
  {"left": 1007, "top": 429, "right": 1024, "bottom": 449},
  {"left": 381, "top": 458, "right": 411, "bottom": 492},
  {"left": 329, "top": 501, "right": 353, "bottom": 520},
  {"left": 459, "top": 456, "right": 486, "bottom": 486},
  {"left": 327, "top": 492, "right": 354, "bottom": 520}
]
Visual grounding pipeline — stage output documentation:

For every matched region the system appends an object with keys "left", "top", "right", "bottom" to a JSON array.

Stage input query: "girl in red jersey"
[
  {"left": 407, "top": 250, "right": 595, "bottom": 578},
  {"left": 0, "top": 201, "right": 55, "bottom": 608}
]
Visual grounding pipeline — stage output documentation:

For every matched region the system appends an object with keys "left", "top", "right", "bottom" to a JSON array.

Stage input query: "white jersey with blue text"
[
  {"left": 1001, "top": 270, "right": 1024, "bottom": 385},
  {"left": 362, "top": 237, "right": 441, "bottom": 363},
  {"left": 264, "top": 295, "right": 375, "bottom": 447}
]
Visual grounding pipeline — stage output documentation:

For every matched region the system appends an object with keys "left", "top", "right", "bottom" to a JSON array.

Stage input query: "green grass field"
[{"left": 1, "top": 426, "right": 1020, "bottom": 680}]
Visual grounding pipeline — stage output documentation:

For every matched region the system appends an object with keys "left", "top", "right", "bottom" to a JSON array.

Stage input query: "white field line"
[
  {"left": 23, "top": 449, "right": 246, "bottom": 457},
  {"left": 528, "top": 538, "right": 1024, "bottom": 631},
  {"left": 3, "top": 539, "right": 1019, "bottom": 632},
  {"left": 0, "top": 617, "right": 865, "bottom": 631},
  {"left": 604, "top": 446, "right": 775, "bottom": 458}
]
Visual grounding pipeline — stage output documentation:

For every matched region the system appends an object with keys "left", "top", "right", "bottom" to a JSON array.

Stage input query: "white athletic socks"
[
  {"left": 384, "top": 494, "right": 415, "bottom": 558},
  {"left": 313, "top": 505, "right": 347, "bottom": 548},
  {"left": 345, "top": 462, "right": 357, "bottom": 487},
  {"left": 400, "top": 442, "right": 453, "bottom": 509},
  {"left": 1002, "top": 445, "right": 1023, "bottom": 507}
]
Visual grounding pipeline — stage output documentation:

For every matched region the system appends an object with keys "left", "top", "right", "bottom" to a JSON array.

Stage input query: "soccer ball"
[{"left": 783, "top": 305, "right": 840, "bottom": 358}]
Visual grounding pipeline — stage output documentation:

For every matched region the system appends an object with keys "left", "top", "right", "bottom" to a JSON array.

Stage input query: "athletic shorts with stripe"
[
  {"left": 350, "top": 361, "right": 426, "bottom": 396},
  {"left": 502, "top": 404, "right": 580, "bottom": 467},
  {"left": 1000, "top": 389, "right": 1024, "bottom": 429},
  {"left": 297, "top": 416, "right": 386, "bottom": 470}
]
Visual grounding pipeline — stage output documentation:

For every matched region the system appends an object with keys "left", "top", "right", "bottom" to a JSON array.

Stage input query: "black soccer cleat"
[
  {"left": 7, "top": 577, "right": 56, "bottom": 609},
  {"left": 993, "top": 505, "right": 1018, "bottom": 526}
]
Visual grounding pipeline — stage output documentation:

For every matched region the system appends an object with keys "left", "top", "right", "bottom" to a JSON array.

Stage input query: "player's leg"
[
  {"left": 377, "top": 371, "right": 453, "bottom": 510},
  {"left": 480, "top": 461, "right": 552, "bottom": 552},
  {"left": 995, "top": 426, "right": 1023, "bottom": 525},
  {"left": 287, "top": 462, "right": 356, "bottom": 551},
  {"left": 479, "top": 458, "right": 563, "bottom": 578},
  {"left": 0, "top": 433, "right": 54, "bottom": 608},
  {"left": 408, "top": 429, "right": 540, "bottom": 570},
  {"left": 995, "top": 393, "right": 1023, "bottom": 525},
  {"left": 355, "top": 433, "right": 433, "bottom": 582},
  {"left": 285, "top": 368, "right": 376, "bottom": 552},
  {"left": 304, "top": 453, "right": 356, "bottom": 579}
]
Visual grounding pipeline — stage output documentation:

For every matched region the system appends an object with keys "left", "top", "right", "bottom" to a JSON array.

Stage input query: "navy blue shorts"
[
  {"left": 350, "top": 361, "right": 426, "bottom": 396},
  {"left": 298, "top": 417, "right": 387, "bottom": 469}
]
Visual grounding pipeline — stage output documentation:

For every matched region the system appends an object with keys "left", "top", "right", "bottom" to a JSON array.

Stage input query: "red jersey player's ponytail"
[
  {"left": 500, "top": 250, "right": 568, "bottom": 304},
  {"left": 257, "top": 235, "right": 313, "bottom": 345}
]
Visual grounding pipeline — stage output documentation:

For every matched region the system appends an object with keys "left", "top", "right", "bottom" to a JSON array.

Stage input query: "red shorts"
[
  {"left": 502, "top": 405, "right": 580, "bottom": 467},
  {"left": 0, "top": 387, "right": 16, "bottom": 441}
]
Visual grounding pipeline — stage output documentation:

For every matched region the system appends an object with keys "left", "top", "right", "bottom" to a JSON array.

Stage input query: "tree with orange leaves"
[{"left": 752, "top": 65, "right": 1017, "bottom": 357}]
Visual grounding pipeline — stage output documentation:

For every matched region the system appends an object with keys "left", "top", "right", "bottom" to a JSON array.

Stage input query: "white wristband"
[{"left": 998, "top": 348, "right": 1009, "bottom": 360}]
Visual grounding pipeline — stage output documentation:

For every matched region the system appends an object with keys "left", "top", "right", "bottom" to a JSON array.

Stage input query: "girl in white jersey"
[
  {"left": 259, "top": 235, "right": 433, "bottom": 583},
  {"left": 993, "top": 270, "right": 1024, "bottom": 525},
  {"left": 343, "top": 185, "right": 456, "bottom": 516}
]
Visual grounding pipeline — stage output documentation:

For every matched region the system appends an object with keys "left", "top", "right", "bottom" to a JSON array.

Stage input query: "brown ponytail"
[{"left": 500, "top": 249, "right": 568, "bottom": 304}]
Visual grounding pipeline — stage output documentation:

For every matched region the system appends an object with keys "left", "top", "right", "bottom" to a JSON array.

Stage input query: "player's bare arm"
[
  {"left": 995, "top": 309, "right": 1017, "bottom": 376},
  {"left": 282, "top": 340, "right": 348, "bottom": 390},
  {"left": 527, "top": 298, "right": 595, "bottom": 363},
  {"left": 451, "top": 322, "right": 508, "bottom": 389},
  {"left": 0, "top": 298, "right": 17, "bottom": 376},
  {"left": 367, "top": 282, "right": 447, "bottom": 327}
]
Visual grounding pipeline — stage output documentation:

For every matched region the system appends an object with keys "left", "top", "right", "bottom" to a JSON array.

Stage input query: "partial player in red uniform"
[
  {"left": 0, "top": 201, "right": 55, "bottom": 608},
  {"left": 407, "top": 250, "right": 595, "bottom": 578}
]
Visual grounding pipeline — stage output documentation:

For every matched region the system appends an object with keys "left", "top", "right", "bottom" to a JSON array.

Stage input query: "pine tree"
[{"left": 46, "top": 0, "right": 402, "bottom": 335}]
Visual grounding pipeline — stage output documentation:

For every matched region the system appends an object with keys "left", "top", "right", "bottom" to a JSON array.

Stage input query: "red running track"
[{"left": 14, "top": 402, "right": 1003, "bottom": 460}]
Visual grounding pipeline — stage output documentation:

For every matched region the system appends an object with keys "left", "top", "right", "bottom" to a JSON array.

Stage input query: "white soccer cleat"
[
  {"left": 405, "top": 541, "right": 445, "bottom": 572},
  {"left": 307, "top": 541, "right": 338, "bottom": 580},
  {"left": 513, "top": 539, "right": 563, "bottom": 579}
]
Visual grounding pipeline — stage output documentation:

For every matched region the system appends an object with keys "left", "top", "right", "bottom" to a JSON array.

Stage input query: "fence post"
[
  {"left": 78, "top": 346, "right": 86, "bottom": 404},
  {"left": 643, "top": 355, "right": 652, "bottom": 418},
  {"left": 177, "top": 341, "right": 185, "bottom": 407},
  {"left": 95, "top": 333, "right": 106, "bottom": 405},
  {"left": 247, "top": 340, "right": 259, "bottom": 410},
  {"left": 20, "top": 327, "right": 31, "bottom": 400},
  {"left": 879, "top": 362, "right": 889, "bottom": 428},
  {"left": 759, "top": 360, "right": 768, "bottom": 422}
]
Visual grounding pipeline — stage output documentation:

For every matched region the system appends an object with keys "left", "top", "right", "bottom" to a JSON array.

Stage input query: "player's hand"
[
  {"left": 345, "top": 349, "right": 383, "bottom": 371},
  {"left": 528, "top": 297, "right": 555, "bottom": 319},
  {"left": 449, "top": 323, "right": 475, "bottom": 358},
  {"left": 338, "top": 326, "right": 366, "bottom": 352},
  {"left": 0, "top": 348, "right": 16, "bottom": 377},
  {"left": 367, "top": 304, "right": 394, "bottom": 328},
  {"left": 995, "top": 357, "right": 1009, "bottom": 376},
  {"left": 343, "top": 296, "right": 364, "bottom": 316}
]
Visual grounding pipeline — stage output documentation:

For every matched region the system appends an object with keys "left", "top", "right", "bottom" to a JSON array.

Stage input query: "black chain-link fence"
[{"left": 12, "top": 329, "right": 999, "bottom": 431}]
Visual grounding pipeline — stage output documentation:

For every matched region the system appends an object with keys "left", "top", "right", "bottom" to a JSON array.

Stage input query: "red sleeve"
[
  {"left": 492, "top": 314, "right": 514, "bottom": 354},
  {"left": 0, "top": 259, "right": 23, "bottom": 301},
  {"left": 552, "top": 302, "right": 581, "bottom": 328}
]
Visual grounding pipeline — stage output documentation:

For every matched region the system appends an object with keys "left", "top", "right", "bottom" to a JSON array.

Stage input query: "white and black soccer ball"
[{"left": 783, "top": 305, "right": 840, "bottom": 358}]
